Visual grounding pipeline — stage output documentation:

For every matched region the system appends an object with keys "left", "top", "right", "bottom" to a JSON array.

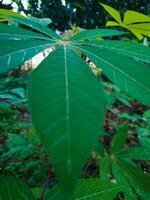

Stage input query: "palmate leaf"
[
  {"left": 100, "top": 127, "right": 150, "bottom": 199},
  {"left": 72, "top": 43, "right": 150, "bottom": 105},
  {"left": 45, "top": 179, "right": 121, "bottom": 200},
  {"left": 100, "top": 3, "right": 150, "bottom": 40},
  {"left": 28, "top": 46, "right": 106, "bottom": 198},
  {"left": 0, "top": 176, "right": 35, "bottom": 200},
  {"left": 0, "top": 23, "right": 51, "bottom": 40},
  {"left": 0, "top": 40, "right": 54, "bottom": 74}
]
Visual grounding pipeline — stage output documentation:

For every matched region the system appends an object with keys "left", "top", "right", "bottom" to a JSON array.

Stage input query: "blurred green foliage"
[{"left": 0, "top": 0, "right": 149, "bottom": 31}]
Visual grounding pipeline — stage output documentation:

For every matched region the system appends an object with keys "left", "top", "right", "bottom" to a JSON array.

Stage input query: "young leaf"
[
  {"left": 101, "top": 3, "right": 150, "bottom": 40},
  {"left": 118, "top": 147, "right": 150, "bottom": 160},
  {"left": 0, "top": 176, "right": 35, "bottom": 200},
  {"left": 28, "top": 46, "right": 106, "bottom": 198},
  {"left": 100, "top": 3, "right": 122, "bottom": 24},
  {"left": 116, "top": 158, "right": 150, "bottom": 199},
  {"left": 112, "top": 161, "right": 137, "bottom": 200},
  {"left": 111, "top": 126, "right": 128, "bottom": 153}
]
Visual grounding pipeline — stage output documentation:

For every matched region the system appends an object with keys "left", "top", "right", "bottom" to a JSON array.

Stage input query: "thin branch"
[
  {"left": 0, "top": 157, "right": 49, "bottom": 163},
  {"left": 40, "top": 166, "right": 52, "bottom": 200}
]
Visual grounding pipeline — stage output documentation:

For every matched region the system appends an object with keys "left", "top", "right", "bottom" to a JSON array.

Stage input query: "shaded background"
[{"left": 0, "top": 0, "right": 150, "bottom": 31}]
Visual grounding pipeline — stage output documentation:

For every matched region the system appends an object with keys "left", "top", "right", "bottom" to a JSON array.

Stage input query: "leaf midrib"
[{"left": 71, "top": 41, "right": 150, "bottom": 61}]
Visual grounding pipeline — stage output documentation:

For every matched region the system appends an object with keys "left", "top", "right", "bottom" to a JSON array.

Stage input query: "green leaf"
[
  {"left": 0, "top": 23, "right": 51, "bottom": 40},
  {"left": 73, "top": 44, "right": 150, "bottom": 105},
  {"left": 143, "top": 110, "right": 150, "bottom": 119},
  {"left": 100, "top": 3, "right": 122, "bottom": 24},
  {"left": 124, "top": 11, "right": 150, "bottom": 24},
  {"left": 0, "top": 9, "right": 58, "bottom": 39},
  {"left": 100, "top": 157, "right": 111, "bottom": 182},
  {"left": 70, "top": 29, "right": 127, "bottom": 41},
  {"left": 28, "top": 15, "right": 52, "bottom": 26},
  {"left": 111, "top": 126, "right": 128, "bottom": 153},
  {"left": 0, "top": 40, "right": 53, "bottom": 74},
  {"left": 101, "top": 4, "right": 150, "bottom": 40},
  {"left": 45, "top": 179, "right": 121, "bottom": 200},
  {"left": 137, "top": 128, "right": 150, "bottom": 136},
  {"left": 28, "top": 46, "right": 106, "bottom": 198},
  {"left": 118, "top": 147, "right": 150, "bottom": 160},
  {"left": 139, "top": 137, "right": 150, "bottom": 149},
  {"left": 116, "top": 158, "right": 150, "bottom": 199},
  {"left": 112, "top": 161, "right": 137, "bottom": 200},
  {"left": 0, "top": 176, "right": 35, "bottom": 200},
  {"left": 77, "top": 40, "right": 150, "bottom": 63}
]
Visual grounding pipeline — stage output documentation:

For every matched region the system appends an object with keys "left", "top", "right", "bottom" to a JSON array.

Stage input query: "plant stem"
[{"left": 40, "top": 166, "right": 52, "bottom": 200}]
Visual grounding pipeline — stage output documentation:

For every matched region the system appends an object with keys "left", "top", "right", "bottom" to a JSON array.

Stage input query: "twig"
[
  {"left": 0, "top": 97, "right": 28, "bottom": 112},
  {"left": 40, "top": 166, "right": 52, "bottom": 200},
  {"left": 0, "top": 157, "right": 49, "bottom": 163}
]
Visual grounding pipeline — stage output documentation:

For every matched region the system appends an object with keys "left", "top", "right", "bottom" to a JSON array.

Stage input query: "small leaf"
[
  {"left": 100, "top": 3, "right": 122, "bottom": 23},
  {"left": 111, "top": 126, "right": 128, "bottom": 153},
  {"left": 118, "top": 147, "right": 150, "bottom": 160}
]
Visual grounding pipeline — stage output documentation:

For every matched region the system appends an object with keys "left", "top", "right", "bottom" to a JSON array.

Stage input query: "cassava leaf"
[
  {"left": 28, "top": 46, "right": 106, "bottom": 198},
  {"left": 0, "top": 176, "right": 35, "bottom": 200},
  {"left": 100, "top": 3, "right": 122, "bottom": 23},
  {"left": 118, "top": 147, "right": 150, "bottom": 160},
  {"left": 0, "top": 23, "right": 51, "bottom": 40},
  {"left": 70, "top": 29, "right": 127, "bottom": 41},
  {"left": 75, "top": 40, "right": 150, "bottom": 63},
  {"left": 101, "top": 3, "right": 150, "bottom": 40},
  {"left": 72, "top": 44, "right": 150, "bottom": 105},
  {"left": 0, "top": 9, "right": 58, "bottom": 39},
  {"left": 0, "top": 40, "right": 53, "bottom": 74},
  {"left": 45, "top": 179, "right": 121, "bottom": 200},
  {"left": 124, "top": 11, "right": 150, "bottom": 24},
  {"left": 116, "top": 158, "right": 150, "bottom": 199},
  {"left": 111, "top": 126, "right": 128, "bottom": 153}
]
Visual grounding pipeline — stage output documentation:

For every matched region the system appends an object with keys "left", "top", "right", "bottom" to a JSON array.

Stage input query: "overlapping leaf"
[
  {"left": 100, "top": 127, "right": 150, "bottom": 199},
  {"left": 72, "top": 43, "right": 150, "bottom": 105},
  {"left": 0, "top": 9, "right": 58, "bottom": 39},
  {"left": 45, "top": 179, "right": 121, "bottom": 200},
  {"left": 75, "top": 40, "right": 150, "bottom": 63},
  {"left": 0, "top": 176, "right": 35, "bottom": 200}
]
